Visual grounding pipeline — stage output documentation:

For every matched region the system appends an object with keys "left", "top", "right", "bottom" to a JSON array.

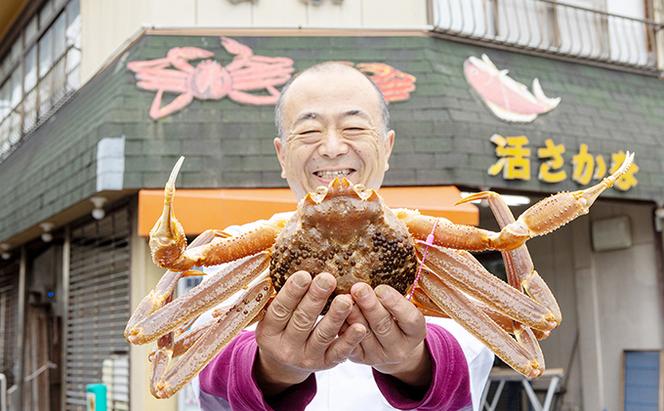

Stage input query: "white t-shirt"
[{"left": 188, "top": 214, "right": 494, "bottom": 411}]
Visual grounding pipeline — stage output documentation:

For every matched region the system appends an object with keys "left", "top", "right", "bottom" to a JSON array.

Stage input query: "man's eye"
[
  {"left": 292, "top": 131, "right": 322, "bottom": 144},
  {"left": 343, "top": 127, "right": 367, "bottom": 136}
]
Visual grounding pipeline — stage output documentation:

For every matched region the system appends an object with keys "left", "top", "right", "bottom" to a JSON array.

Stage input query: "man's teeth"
[{"left": 314, "top": 169, "right": 354, "bottom": 179}]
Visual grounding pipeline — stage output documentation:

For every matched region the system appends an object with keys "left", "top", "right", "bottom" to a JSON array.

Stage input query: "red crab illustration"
[
  {"left": 128, "top": 37, "right": 418, "bottom": 120},
  {"left": 356, "top": 62, "right": 416, "bottom": 102},
  {"left": 127, "top": 37, "right": 295, "bottom": 119}
]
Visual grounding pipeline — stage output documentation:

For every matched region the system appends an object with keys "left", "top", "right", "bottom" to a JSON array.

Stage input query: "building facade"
[{"left": 0, "top": 1, "right": 663, "bottom": 410}]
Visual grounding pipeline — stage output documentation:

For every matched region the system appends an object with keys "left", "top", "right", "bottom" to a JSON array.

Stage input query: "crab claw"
[
  {"left": 149, "top": 156, "right": 187, "bottom": 269},
  {"left": 220, "top": 37, "right": 252, "bottom": 57},
  {"left": 456, "top": 192, "right": 531, "bottom": 250},
  {"left": 167, "top": 47, "right": 215, "bottom": 62},
  {"left": 571, "top": 150, "right": 635, "bottom": 208},
  {"left": 517, "top": 151, "right": 635, "bottom": 238},
  {"left": 457, "top": 151, "right": 635, "bottom": 250}
]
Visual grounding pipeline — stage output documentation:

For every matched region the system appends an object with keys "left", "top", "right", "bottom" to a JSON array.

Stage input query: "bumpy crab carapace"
[{"left": 125, "top": 152, "right": 634, "bottom": 398}]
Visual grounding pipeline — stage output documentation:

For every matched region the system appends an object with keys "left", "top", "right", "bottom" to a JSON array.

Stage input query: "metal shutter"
[
  {"left": 65, "top": 207, "right": 131, "bottom": 411},
  {"left": 0, "top": 259, "right": 19, "bottom": 388}
]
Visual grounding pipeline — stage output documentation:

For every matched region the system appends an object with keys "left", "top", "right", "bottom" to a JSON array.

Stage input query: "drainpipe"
[
  {"left": 60, "top": 227, "right": 71, "bottom": 411},
  {"left": 15, "top": 247, "right": 27, "bottom": 411},
  {"left": 655, "top": 204, "right": 664, "bottom": 344}
]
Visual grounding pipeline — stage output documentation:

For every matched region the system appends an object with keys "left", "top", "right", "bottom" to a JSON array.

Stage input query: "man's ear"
[
  {"left": 384, "top": 129, "right": 396, "bottom": 171},
  {"left": 273, "top": 137, "right": 287, "bottom": 178}
]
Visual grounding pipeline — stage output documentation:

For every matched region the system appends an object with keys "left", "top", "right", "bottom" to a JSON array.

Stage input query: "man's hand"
[
  {"left": 254, "top": 271, "right": 367, "bottom": 396},
  {"left": 347, "top": 283, "right": 432, "bottom": 388}
]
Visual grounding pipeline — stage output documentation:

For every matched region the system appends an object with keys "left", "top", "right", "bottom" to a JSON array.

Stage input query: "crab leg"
[
  {"left": 412, "top": 288, "right": 512, "bottom": 329},
  {"left": 399, "top": 210, "right": 506, "bottom": 251},
  {"left": 151, "top": 278, "right": 273, "bottom": 398},
  {"left": 419, "top": 269, "right": 542, "bottom": 378},
  {"left": 417, "top": 241, "right": 554, "bottom": 376},
  {"left": 478, "top": 190, "right": 557, "bottom": 367},
  {"left": 170, "top": 303, "right": 265, "bottom": 358},
  {"left": 125, "top": 229, "right": 225, "bottom": 335},
  {"left": 481, "top": 190, "right": 562, "bottom": 326},
  {"left": 513, "top": 323, "right": 545, "bottom": 371},
  {"left": 410, "top": 288, "right": 448, "bottom": 318},
  {"left": 411, "top": 286, "right": 549, "bottom": 342},
  {"left": 403, "top": 152, "right": 634, "bottom": 252},
  {"left": 170, "top": 306, "right": 228, "bottom": 358},
  {"left": 125, "top": 251, "right": 270, "bottom": 344},
  {"left": 461, "top": 151, "right": 635, "bottom": 250},
  {"left": 420, "top": 243, "right": 558, "bottom": 331},
  {"left": 149, "top": 157, "right": 282, "bottom": 271}
]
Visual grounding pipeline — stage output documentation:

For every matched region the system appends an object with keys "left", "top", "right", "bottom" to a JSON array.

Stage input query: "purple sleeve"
[
  {"left": 373, "top": 323, "right": 472, "bottom": 410},
  {"left": 199, "top": 331, "right": 317, "bottom": 411}
]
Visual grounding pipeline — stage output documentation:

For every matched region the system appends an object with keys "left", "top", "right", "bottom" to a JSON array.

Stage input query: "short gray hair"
[{"left": 274, "top": 62, "right": 390, "bottom": 140}]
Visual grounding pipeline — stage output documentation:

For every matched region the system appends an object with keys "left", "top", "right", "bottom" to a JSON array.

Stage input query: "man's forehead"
[
  {"left": 283, "top": 70, "right": 382, "bottom": 123},
  {"left": 291, "top": 68, "right": 376, "bottom": 94},
  {"left": 294, "top": 109, "right": 372, "bottom": 124}
]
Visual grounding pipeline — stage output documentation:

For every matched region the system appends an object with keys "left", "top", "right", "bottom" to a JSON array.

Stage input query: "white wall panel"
[
  {"left": 80, "top": 0, "right": 429, "bottom": 83},
  {"left": 195, "top": 0, "right": 252, "bottom": 27},
  {"left": 306, "top": 1, "right": 363, "bottom": 28}
]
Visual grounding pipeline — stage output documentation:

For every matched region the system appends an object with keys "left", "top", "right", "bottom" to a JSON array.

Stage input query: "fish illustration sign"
[{"left": 464, "top": 54, "right": 561, "bottom": 123}]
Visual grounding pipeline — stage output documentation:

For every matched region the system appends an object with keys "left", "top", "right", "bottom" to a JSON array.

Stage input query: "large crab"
[{"left": 125, "top": 152, "right": 634, "bottom": 399}]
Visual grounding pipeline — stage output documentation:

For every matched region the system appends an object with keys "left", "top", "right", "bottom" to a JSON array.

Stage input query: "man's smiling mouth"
[{"left": 312, "top": 168, "right": 356, "bottom": 180}]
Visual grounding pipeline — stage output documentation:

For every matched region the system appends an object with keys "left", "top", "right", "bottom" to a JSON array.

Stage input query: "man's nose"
[{"left": 318, "top": 129, "right": 349, "bottom": 158}]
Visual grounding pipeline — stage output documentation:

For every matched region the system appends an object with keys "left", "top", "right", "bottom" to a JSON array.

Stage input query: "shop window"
[
  {"left": 51, "top": 59, "right": 67, "bottom": 105},
  {"left": 66, "top": 65, "right": 80, "bottom": 92},
  {"left": 66, "top": 0, "right": 80, "bottom": 47},
  {"left": 53, "top": 14, "right": 67, "bottom": 61},
  {"left": 23, "top": 90, "right": 37, "bottom": 133},
  {"left": 0, "top": 0, "right": 81, "bottom": 161},
  {"left": 24, "top": 17, "right": 39, "bottom": 46},
  {"left": 10, "top": 69, "right": 21, "bottom": 109},
  {"left": 24, "top": 46, "right": 37, "bottom": 92},
  {"left": 9, "top": 111, "right": 21, "bottom": 144},
  {"left": 40, "top": 1, "right": 56, "bottom": 28},
  {"left": 39, "top": 71, "right": 53, "bottom": 115},
  {"left": 0, "top": 81, "right": 10, "bottom": 118}
]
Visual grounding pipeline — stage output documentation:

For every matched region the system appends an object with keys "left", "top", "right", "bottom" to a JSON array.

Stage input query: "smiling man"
[
  {"left": 196, "top": 63, "right": 493, "bottom": 411},
  {"left": 273, "top": 63, "right": 394, "bottom": 199}
]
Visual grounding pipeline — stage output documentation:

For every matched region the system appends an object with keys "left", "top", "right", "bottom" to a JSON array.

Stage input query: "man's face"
[{"left": 274, "top": 68, "right": 395, "bottom": 200}]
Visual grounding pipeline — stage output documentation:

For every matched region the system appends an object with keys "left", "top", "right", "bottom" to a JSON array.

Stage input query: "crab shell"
[{"left": 269, "top": 179, "right": 418, "bottom": 305}]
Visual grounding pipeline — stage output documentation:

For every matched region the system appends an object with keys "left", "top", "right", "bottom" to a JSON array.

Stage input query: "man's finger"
[
  {"left": 261, "top": 271, "right": 311, "bottom": 334},
  {"left": 351, "top": 282, "right": 399, "bottom": 345},
  {"left": 325, "top": 323, "right": 366, "bottom": 365},
  {"left": 349, "top": 340, "right": 366, "bottom": 363},
  {"left": 346, "top": 303, "right": 377, "bottom": 346},
  {"left": 346, "top": 303, "right": 382, "bottom": 363},
  {"left": 346, "top": 303, "right": 370, "bottom": 329},
  {"left": 285, "top": 272, "right": 336, "bottom": 340},
  {"left": 307, "top": 294, "right": 353, "bottom": 353},
  {"left": 374, "top": 285, "right": 426, "bottom": 338}
]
